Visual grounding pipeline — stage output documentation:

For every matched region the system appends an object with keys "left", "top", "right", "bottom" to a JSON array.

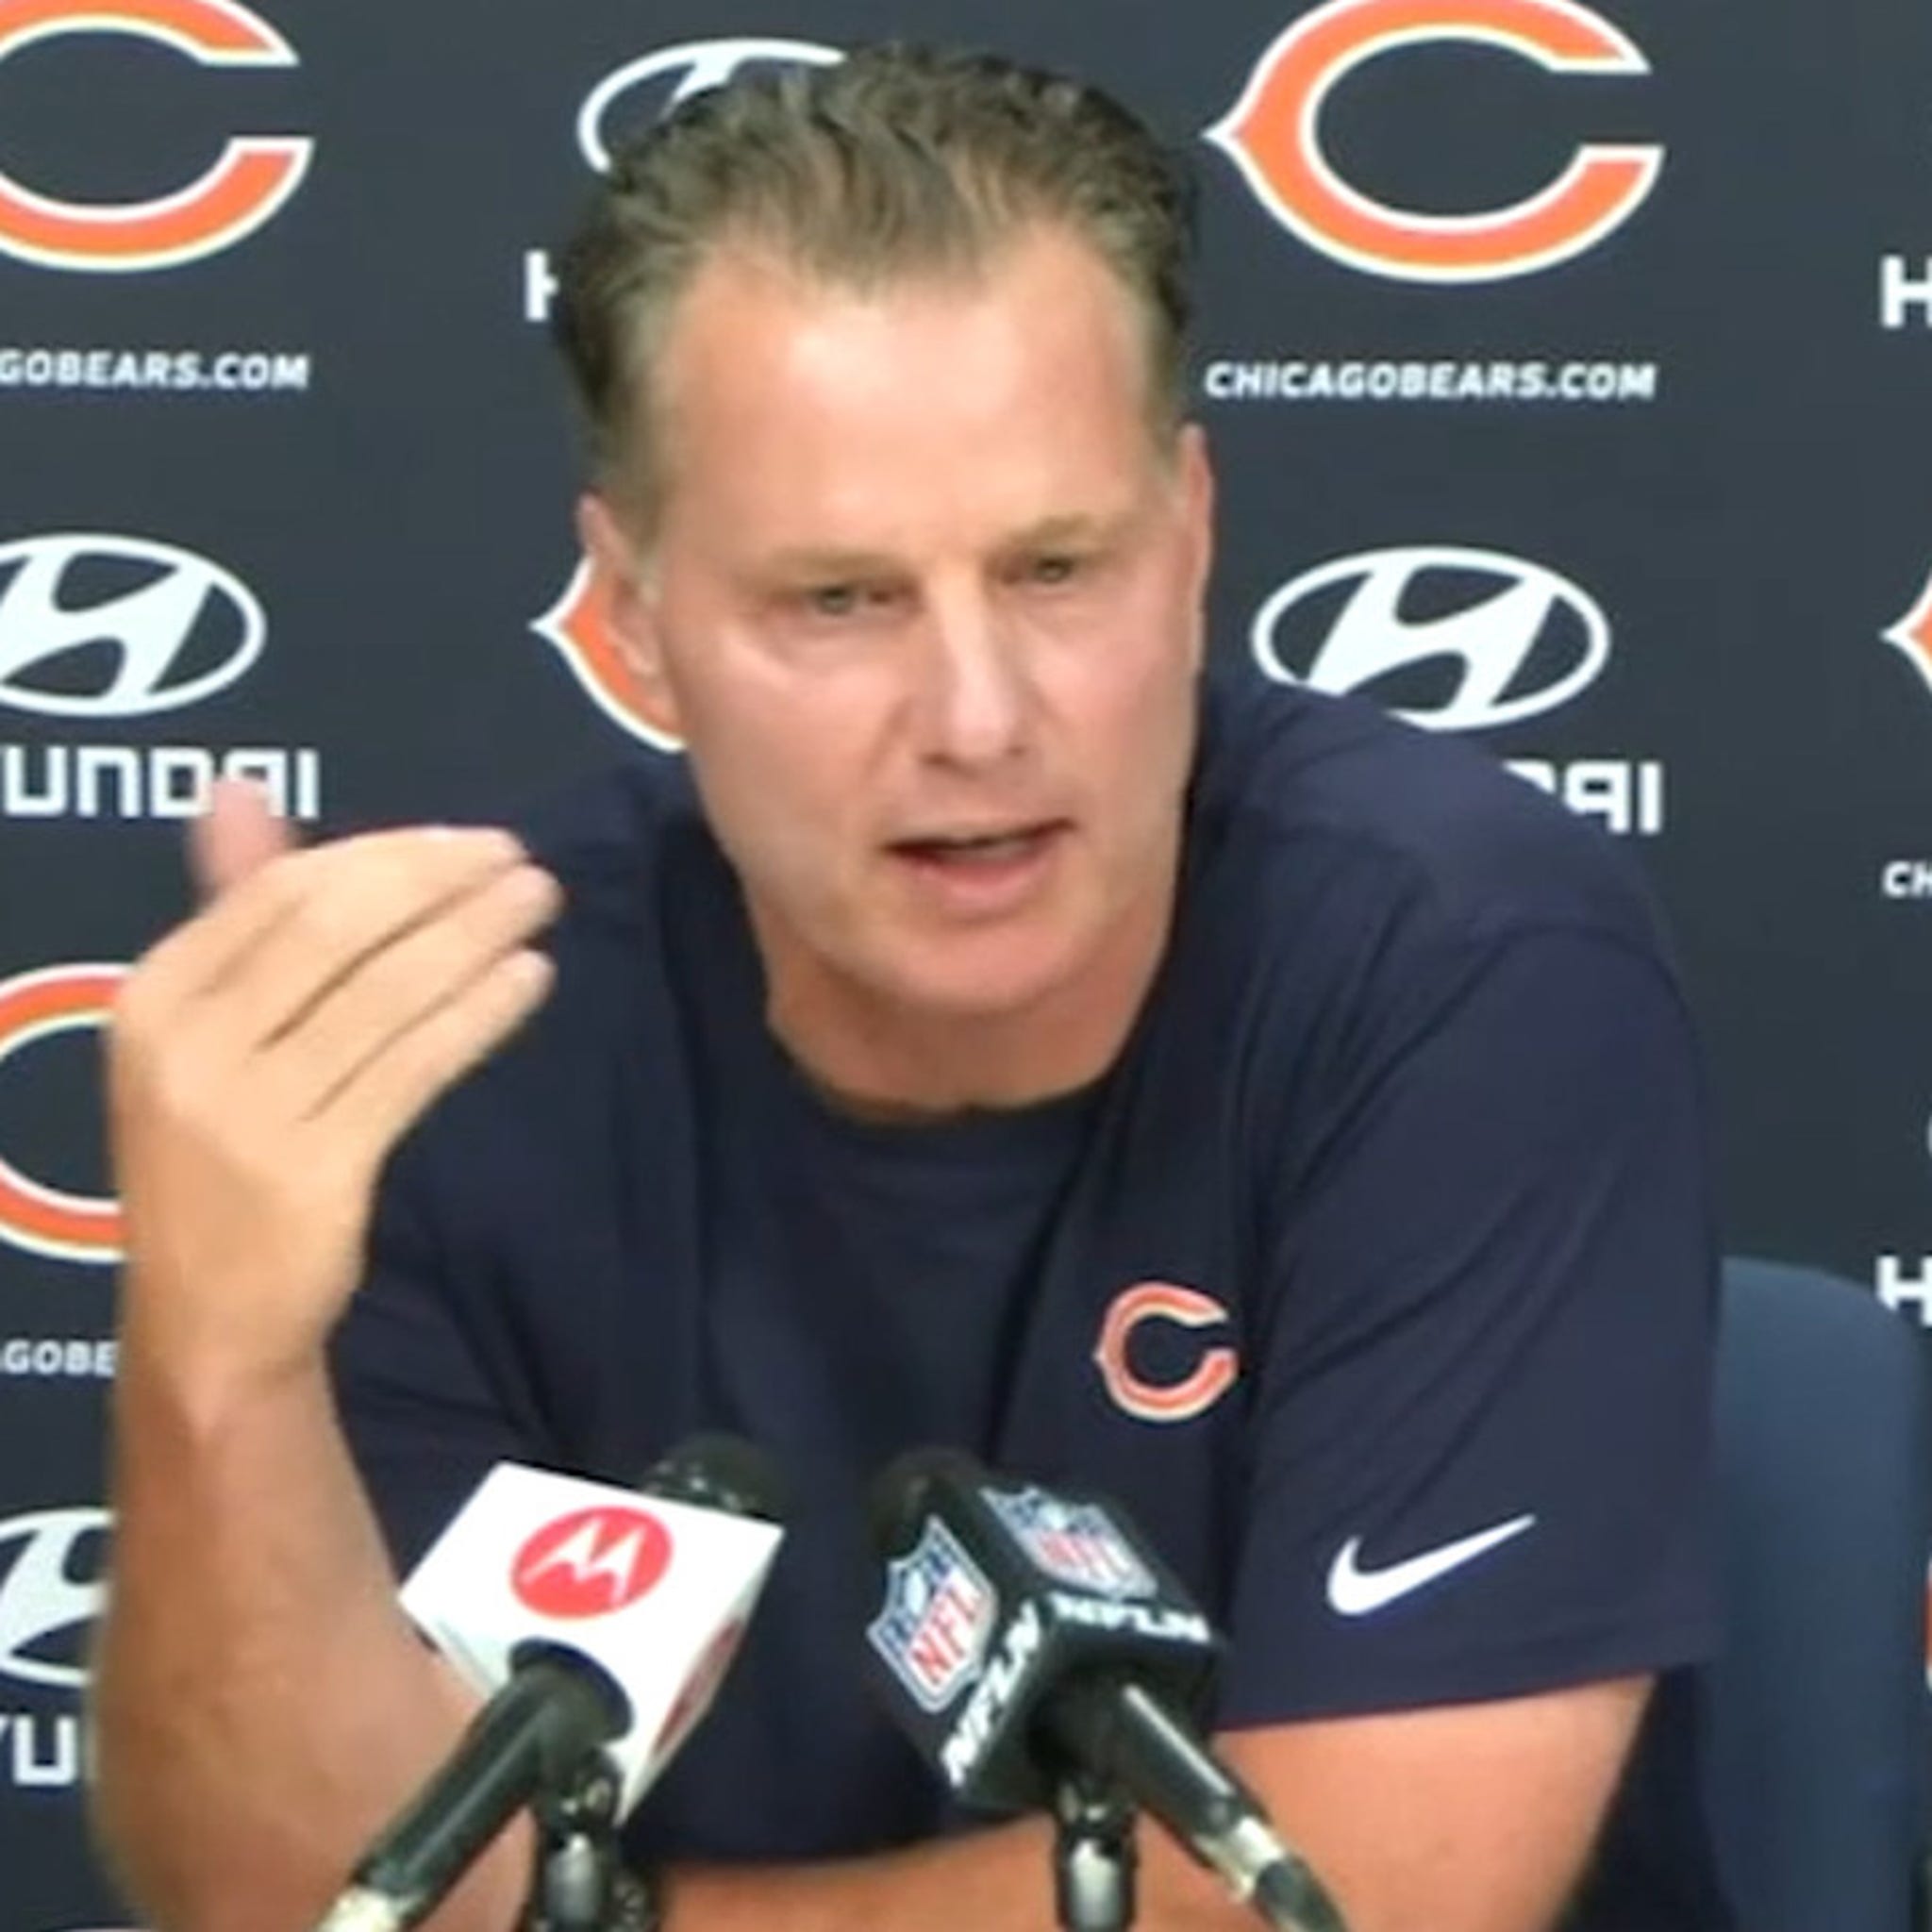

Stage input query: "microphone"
[
  {"left": 864, "top": 1450, "right": 1347, "bottom": 1932},
  {"left": 315, "top": 1435, "right": 787, "bottom": 1932}
]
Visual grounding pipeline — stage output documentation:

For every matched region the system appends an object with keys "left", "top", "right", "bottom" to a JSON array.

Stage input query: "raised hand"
[{"left": 108, "top": 780, "right": 560, "bottom": 1395}]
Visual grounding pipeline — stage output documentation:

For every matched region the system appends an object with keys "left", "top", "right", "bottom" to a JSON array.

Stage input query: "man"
[{"left": 91, "top": 45, "right": 1727, "bottom": 1932}]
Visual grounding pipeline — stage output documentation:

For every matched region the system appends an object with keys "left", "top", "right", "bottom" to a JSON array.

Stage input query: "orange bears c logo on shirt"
[{"left": 1094, "top": 1281, "right": 1240, "bottom": 1424}]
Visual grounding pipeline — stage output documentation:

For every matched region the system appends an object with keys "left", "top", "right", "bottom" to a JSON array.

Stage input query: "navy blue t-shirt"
[{"left": 330, "top": 675, "right": 1729, "bottom": 1926}]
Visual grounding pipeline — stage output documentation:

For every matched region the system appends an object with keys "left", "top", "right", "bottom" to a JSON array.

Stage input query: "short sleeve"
[
  {"left": 327, "top": 1148, "right": 542, "bottom": 1576},
  {"left": 1221, "top": 924, "right": 1719, "bottom": 1724}
]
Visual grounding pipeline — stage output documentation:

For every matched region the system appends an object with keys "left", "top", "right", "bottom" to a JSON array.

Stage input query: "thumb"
[{"left": 189, "top": 777, "right": 295, "bottom": 903}]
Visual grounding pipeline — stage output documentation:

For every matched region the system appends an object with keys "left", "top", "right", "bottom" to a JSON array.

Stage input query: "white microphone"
[{"left": 316, "top": 1435, "right": 786, "bottom": 1932}]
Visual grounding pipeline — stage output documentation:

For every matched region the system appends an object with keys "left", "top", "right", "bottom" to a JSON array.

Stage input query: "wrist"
[{"left": 113, "top": 1321, "right": 338, "bottom": 1453}]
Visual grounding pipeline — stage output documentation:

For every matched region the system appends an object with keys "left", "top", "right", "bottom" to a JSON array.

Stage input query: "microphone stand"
[
  {"left": 524, "top": 1745, "right": 651, "bottom": 1932},
  {"left": 1052, "top": 1771, "right": 1138, "bottom": 1930}
]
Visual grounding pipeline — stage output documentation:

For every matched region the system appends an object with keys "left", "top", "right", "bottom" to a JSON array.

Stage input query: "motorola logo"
[
  {"left": 1251, "top": 544, "right": 1611, "bottom": 731},
  {"left": 0, "top": 533, "right": 266, "bottom": 719},
  {"left": 512, "top": 1506, "right": 673, "bottom": 1619}
]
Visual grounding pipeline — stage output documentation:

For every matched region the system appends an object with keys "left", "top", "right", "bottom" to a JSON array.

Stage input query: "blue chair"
[{"left": 1701, "top": 1257, "right": 1931, "bottom": 1931}]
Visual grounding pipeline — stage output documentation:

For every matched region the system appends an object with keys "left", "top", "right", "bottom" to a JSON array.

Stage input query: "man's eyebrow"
[
  {"left": 754, "top": 547, "right": 907, "bottom": 580},
  {"left": 1003, "top": 510, "right": 1133, "bottom": 550},
  {"left": 750, "top": 512, "right": 1136, "bottom": 580}
]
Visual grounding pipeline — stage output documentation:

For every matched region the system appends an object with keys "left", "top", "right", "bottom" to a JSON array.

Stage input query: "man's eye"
[
  {"left": 804, "top": 584, "right": 863, "bottom": 617},
  {"left": 1025, "top": 554, "right": 1083, "bottom": 586}
]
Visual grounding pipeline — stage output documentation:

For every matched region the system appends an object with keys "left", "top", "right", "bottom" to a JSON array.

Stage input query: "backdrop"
[{"left": 1, "top": 0, "right": 1928, "bottom": 1922}]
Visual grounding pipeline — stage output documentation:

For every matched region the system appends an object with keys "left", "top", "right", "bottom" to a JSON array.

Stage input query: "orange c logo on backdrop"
[
  {"left": 0, "top": 0, "right": 310, "bottom": 272},
  {"left": 1094, "top": 1282, "right": 1241, "bottom": 1424},
  {"left": 1208, "top": 0, "right": 1660, "bottom": 282},
  {"left": 532, "top": 558, "right": 684, "bottom": 753},
  {"left": 1882, "top": 565, "right": 1932, "bottom": 700},
  {"left": 0, "top": 964, "right": 125, "bottom": 1264}
]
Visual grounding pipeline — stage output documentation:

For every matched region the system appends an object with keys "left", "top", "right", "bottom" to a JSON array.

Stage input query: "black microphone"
[
  {"left": 865, "top": 1450, "right": 1347, "bottom": 1932},
  {"left": 317, "top": 1653, "right": 625, "bottom": 1932},
  {"left": 315, "top": 1434, "right": 788, "bottom": 1932}
]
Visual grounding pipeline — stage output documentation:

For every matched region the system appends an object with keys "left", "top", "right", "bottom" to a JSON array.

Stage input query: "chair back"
[{"left": 1703, "top": 1257, "right": 1930, "bottom": 1931}]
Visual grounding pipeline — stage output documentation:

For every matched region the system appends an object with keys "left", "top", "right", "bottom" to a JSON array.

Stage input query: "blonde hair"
[{"left": 551, "top": 43, "right": 1196, "bottom": 526}]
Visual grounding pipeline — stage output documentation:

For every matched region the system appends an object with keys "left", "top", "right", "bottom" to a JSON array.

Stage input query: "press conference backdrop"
[{"left": 0, "top": 0, "right": 1929, "bottom": 1919}]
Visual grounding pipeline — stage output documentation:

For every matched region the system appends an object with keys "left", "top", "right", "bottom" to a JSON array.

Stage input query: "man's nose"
[{"left": 912, "top": 588, "right": 1031, "bottom": 768}]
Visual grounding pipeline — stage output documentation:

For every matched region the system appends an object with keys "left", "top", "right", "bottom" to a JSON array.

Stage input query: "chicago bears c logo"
[
  {"left": 0, "top": 963, "right": 124, "bottom": 1265},
  {"left": 1207, "top": 0, "right": 1660, "bottom": 282},
  {"left": 1094, "top": 1282, "right": 1240, "bottom": 1424},
  {"left": 531, "top": 558, "right": 682, "bottom": 752},
  {"left": 1883, "top": 565, "right": 1932, "bottom": 699},
  {"left": 0, "top": 0, "right": 311, "bottom": 272}
]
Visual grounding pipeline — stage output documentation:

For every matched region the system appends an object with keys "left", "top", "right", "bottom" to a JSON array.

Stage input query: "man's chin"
[{"left": 874, "top": 928, "right": 1093, "bottom": 1020}]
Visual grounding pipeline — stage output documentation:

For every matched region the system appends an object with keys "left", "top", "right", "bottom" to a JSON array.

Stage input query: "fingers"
[
  {"left": 189, "top": 779, "right": 294, "bottom": 903},
  {"left": 276, "top": 860, "right": 562, "bottom": 1121},
  {"left": 212, "top": 831, "right": 544, "bottom": 1058},
  {"left": 107, "top": 809, "right": 567, "bottom": 1400},
  {"left": 325, "top": 946, "right": 557, "bottom": 1158},
  {"left": 132, "top": 826, "right": 527, "bottom": 1031}
]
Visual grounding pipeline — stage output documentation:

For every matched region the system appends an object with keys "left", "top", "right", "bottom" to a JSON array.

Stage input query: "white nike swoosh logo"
[{"left": 1325, "top": 1513, "right": 1538, "bottom": 1617}]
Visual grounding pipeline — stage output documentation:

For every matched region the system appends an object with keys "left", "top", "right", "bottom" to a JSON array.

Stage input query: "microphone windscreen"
[
  {"left": 644, "top": 1432, "right": 790, "bottom": 1524},
  {"left": 865, "top": 1445, "right": 984, "bottom": 1556}
]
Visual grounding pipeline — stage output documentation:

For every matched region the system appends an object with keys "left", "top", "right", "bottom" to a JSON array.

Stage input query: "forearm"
[
  {"left": 658, "top": 1687, "right": 1645, "bottom": 1932},
  {"left": 92, "top": 1342, "right": 527, "bottom": 1932},
  {"left": 89, "top": 811, "right": 561, "bottom": 1931},
  {"left": 664, "top": 1814, "right": 1253, "bottom": 1932}
]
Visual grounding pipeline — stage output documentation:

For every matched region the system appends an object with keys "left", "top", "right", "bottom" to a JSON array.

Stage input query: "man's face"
[{"left": 582, "top": 225, "right": 1213, "bottom": 1040}]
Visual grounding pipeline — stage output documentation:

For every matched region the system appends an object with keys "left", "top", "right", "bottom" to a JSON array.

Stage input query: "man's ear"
[
  {"left": 1174, "top": 422, "right": 1216, "bottom": 672},
  {"left": 575, "top": 491, "right": 684, "bottom": 741}
]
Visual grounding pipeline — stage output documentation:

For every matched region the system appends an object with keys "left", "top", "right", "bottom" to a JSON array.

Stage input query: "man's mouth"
[{"left": 888, "top": 821, "right": 1069, "bottom": 868}]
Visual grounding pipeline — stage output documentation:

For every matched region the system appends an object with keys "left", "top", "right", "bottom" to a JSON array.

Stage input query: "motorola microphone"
[
  {"left": 865, "top": 1450, "right": 1346, "bottom": 1932},
  {"left": 315, "top": 1434, "right": 787, "bottom": 1932}
]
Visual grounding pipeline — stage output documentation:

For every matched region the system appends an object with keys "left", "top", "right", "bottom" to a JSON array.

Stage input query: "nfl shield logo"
[
  {"left": 983, "top": 1487, "right": 1158, "bottom": 1600},
  {"left": 867, "top": 1518, "right": 997, "bottom": 1712}
]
